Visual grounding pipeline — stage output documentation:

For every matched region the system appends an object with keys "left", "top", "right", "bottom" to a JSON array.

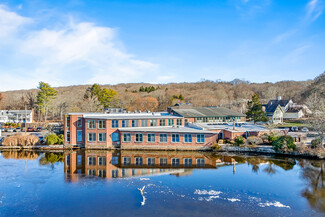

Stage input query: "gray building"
[{"left": 0, "top": 110, "right": 33, "bottom": 124}]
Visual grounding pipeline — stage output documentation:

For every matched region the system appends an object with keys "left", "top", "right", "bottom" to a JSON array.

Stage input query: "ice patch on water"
[
  {"left": 205, "top": 196, "right": 220, "bottom": 201},
  {"left": 194, "top": 189, "right": 222, "bottom": 195},
  {"left": 258, "top": 201, "right": 290, "bottom": 209},
  {"left": 140, "top": 178, "right": 150, "bottom": 181},
  {"left": 227, "top": 198, "right": 240, "bottom": 202}
]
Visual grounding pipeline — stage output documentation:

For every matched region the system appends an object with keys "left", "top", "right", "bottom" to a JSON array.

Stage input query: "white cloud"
[
  {"left": 0, "top": 5, "right": 159, "bottom": 91},
  {"left": 306, "top": 0, "right": 323, "bottom": 22}
]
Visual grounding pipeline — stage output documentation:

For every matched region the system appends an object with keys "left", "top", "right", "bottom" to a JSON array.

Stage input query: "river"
[{"left": 0, "top": 150, "right": 324, "bottom": 216}]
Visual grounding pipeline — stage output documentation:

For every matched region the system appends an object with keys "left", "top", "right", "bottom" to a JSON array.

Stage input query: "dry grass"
[{"left": 2, "top": 133, "right": 40, "bottom": 147}]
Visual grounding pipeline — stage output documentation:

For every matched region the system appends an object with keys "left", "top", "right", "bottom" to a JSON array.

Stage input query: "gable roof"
[
  {"left": 264, "top": 99, "right": 290, "bottom": 113},
  {"left": 172, "top": 107, "right": 246, "bottom": 118}
]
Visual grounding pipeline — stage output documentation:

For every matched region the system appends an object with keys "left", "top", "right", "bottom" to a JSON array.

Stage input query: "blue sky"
[{"left": 0, "top": 0, "right": 324, "bottom": 91}]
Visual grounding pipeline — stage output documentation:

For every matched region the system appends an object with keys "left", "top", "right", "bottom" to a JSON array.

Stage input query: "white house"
[{"left": 0, "top": 110, "right": 33, "bottom": 124}]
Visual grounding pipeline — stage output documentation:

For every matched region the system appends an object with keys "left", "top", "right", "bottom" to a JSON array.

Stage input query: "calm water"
[{"left": 0, "top": 150, "right": 324, "bottom": 217}]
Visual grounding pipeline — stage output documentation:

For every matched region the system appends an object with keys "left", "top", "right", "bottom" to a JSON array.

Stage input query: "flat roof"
[
  {"left": 172, "top": 107, "right": 246, "bottom": 118},
  {"left": 118, "top": 126, "right": 216, "bottom": 134},
  {"left": 67, "top": 112, "right": 182, "bottom": 120},
  {"left": 191, "top": 122, "right": 270, "bottom": 133}
]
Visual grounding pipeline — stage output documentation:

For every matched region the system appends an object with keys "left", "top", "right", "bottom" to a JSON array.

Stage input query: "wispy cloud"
[
  {"left": 0, "top": 5, "right": 159, "bottom": 91},
  {"left": 305, "top": 0, "right": 323, "bottom": 22}
]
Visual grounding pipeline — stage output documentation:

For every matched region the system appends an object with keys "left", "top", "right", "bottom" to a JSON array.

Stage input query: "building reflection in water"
[{"left": 63, "top": 150, "right": 240, "bottom": 182}]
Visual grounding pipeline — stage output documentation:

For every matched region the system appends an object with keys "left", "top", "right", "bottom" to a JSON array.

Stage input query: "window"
[
  {"left": 150, "top": 119, "right": 157, "bottom": 126},
  {"left": 66, "top": 131, "right": 70, "bottom": 142},
  {"left": 196, "top": 134, "right": 205, "bottom": 143},
  {"left": 172, "top": 134, "right": 180, "bottom": 143},
  {"left": 135, "top": 157, "right": 143, "bottom": 166},
  {"left": 184, "top": 134, "right": 192, "bottom": 143},
  {"left": 112, "top": 120, "right": 119, "bottom": 128},
  {"left": 66, "top": 155, "right": 70, "bottom": 165},
  {"left": 172, "top": 158, "right": 180, "bottom": 166},
  {"left": 98, "top": 157, "right": 106, "bottom": 166},
  {"left": 135, "top": 133, "right": 143, "bottom": 142},
  {"left": 112, "top": 170, "right": 118, "bottom": 178},
  {"left": 159, "top": 158, "right": 167, "bottom": 166},
  {"left": 111, "top": 132, "right": 119, "bottom": 142},
  {"left": 141, "top": 120, "right": 148, "bottom": 127},
  {"left": 185, "top": 119, "right": 188, "bottom": 125},
  {"left": 88, "top": 133, "right": 96, "bottom": 142},
  {"left": 147, "top": 134, "right": 155, "bottom": 142},
  {"left": 159, "top": 134, "right": 168, "bottom": 143},
  {"left": 123, "top": 133, "right": 131, "bottom": 142},
  {"left": 88, "top": 156, "right": 96, "bottom": 165},
  {"left": 132, "top": 120, "right": 139, "bottom": 127},
  {"left": 77, "top": 130, "right": 82, "bottom": 142},
  {"left": 98, "top": 170, "right": 106, "bottom": 177},
  {"left": 111, "top": 156, "right": 119, "bottom": 165},
  {"left": 88, "top": 169, "right": 96, "bottom": 176},
  {"left": 98, "top": 133, "right": 107, "bottom": 142},
  {"left": 123, "top": 157, "right": 131, "bottom": 165},
  {"left": 88, "top": 120, "right": 96, "bottom": 129},
  {"left": 159, "top": 119, "right": 166, "bottom": 126},
  {"left": 122, "top": 120, "right": 129, "bottom": 127},
  {"left": 184, "top": 158, "right": 192, "bottom": 167},
  {"left": 177, "top": 119, "right": 182, "bottom": 126},
  {"left": 147, "top": 158, "right": 155, "bottom": 166},
  {"left": 98, "top": 120, "right": 106, "bottom": 129},
  {"left": 196, "top": 158, "right": 205, "bottom": 167},
  {"left": 66, "top": 116, "right": 70, "bottom": 128},
  {"left": 168, "top": 119, "right": 174, "bottom": 126},
  {"left": 77, "top": 117, "right": 82, "bottom": 127},
  {"left": 77, "top": 155, "right": 82, "bottom": 166}
]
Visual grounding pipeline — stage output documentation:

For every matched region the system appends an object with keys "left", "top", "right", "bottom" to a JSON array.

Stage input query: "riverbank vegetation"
[{"left": 1, "top": 134, "right": 40, "bottom": 147}]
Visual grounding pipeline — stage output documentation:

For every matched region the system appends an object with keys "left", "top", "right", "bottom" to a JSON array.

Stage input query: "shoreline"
[{"left": 1, "top": 144, "right": 324, "bottom": 160}]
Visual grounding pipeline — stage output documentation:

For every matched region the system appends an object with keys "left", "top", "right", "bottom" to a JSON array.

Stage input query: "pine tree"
[{"left": 246, "top": 94, "right": 268, "bottom": 124}]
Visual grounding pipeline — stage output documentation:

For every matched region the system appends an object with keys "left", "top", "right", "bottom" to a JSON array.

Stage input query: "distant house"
[
  {"left": 283, "top": 107, "right": 304, "bottom": 120},
  {"left": 264, "top": 96, "right": 311, "bottom": 123},
  {"left": 0, "top": 110, "right": 33, "bottom": 124},
  {"left": 263, "top": 103, "right": 284, "bottom": 124}
]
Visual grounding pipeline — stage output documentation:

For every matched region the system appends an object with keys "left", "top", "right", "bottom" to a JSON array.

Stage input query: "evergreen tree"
[
  {"left": 36, "top": 82, "right": 57, "bottom": 121},
  {"left": 246, "top": 94, "right": 268, "bottom": 123}
]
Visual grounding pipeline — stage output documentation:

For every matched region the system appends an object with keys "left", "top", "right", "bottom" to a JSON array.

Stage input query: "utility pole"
[{"left": 25, "top": 104, "right": 27, "bottom": 133}]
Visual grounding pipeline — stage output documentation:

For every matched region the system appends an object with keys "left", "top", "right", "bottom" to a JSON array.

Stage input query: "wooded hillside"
[{"left": 0, "top": 75, "right": 322, "bottom": 121}]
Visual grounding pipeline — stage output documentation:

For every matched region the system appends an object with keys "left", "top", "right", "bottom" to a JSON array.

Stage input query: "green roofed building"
[{"left": 167, "top": 105, "right": 246, "bottom": 124}]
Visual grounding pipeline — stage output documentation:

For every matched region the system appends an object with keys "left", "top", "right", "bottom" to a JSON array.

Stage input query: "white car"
[{"left": 301, "top": 127, "right": 309, "bottom": 132}]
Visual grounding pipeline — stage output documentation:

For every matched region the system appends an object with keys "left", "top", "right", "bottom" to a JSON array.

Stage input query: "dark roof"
[
  {"left": 172, "top": 107, "right": 245, "bottom": 118},
  {"left": 264, "top": 100, "right": 290, "bottom": 113}
]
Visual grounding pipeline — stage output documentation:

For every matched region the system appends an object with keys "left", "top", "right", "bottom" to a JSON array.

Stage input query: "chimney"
[{"left": 277, "top": 96, "right": 282, "bottom": 101}]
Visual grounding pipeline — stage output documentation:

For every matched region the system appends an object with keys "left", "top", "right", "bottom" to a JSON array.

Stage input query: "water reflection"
[
  {"left": 300, "top": 160, "right": 325, "bottom": 213},
  {"left": 62, "top": 150, "right": 297, "bottom": 181}
]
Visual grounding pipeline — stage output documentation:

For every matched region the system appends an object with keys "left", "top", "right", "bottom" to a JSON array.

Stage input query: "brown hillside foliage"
[
  {"left": 0, "top": 78, "right": 315, "bottom": 120},
  {"left": 2, "top": 134, "right": 40, "bottom": 147}
]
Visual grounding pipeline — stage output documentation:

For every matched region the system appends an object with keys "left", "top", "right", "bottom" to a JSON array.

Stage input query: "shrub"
[
  {"left": 45, "top": 134, "right": 64, "bottom": 145},
  {"left": 212, "top": 143, "right": 222, "bottom": 150},
  {"left": 247, "top": 136, "right": 263, "bottom": 145},
  {"left": 2, "top": 134, "right": 40, "bottom": 146},
  {"left": 311, "top": 138, "right": 322, "bottom": 149},
  {"left": 272, "top": 135, "right": 296, "bottom": 152},
  {"left": 234, "top": 136, "right": 245, "bottom": 146},
  {"left": 267, "top": 132, "right": 279, "bottom": 144}
]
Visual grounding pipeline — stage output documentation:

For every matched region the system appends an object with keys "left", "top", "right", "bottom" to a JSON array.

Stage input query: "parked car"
[
  {"left": 290, "top": 126, "right": 298, "bottom": 132},
  {"left": 36, "top": 127, "right": 43, "bottom": 132},
  {"left": 27, "top": 127, "right": 34, "bottom": 132},
  {"left": 7, "top": 128, "right": 15, "bottom": 133},
  {"left": 0, "top": 128, "right": 5, "bottom": 132},
  {"left": 14, "top": 127, "right": 21, "bottom": 132},
  {"left": 301, "top": 127, "right": 309, "bottom": 132}
]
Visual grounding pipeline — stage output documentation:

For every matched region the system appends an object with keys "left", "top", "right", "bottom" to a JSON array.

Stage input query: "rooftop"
[
  {"left": 67, "top": 112, "right": 182, "bottom": 120},
  {"left": 172, "top": 107, "right": 245, "bottom": 118},
  {"left": 118, "top": 126, "right": 216, "bottom": 134},
  {"left": 190, "top": 122, "right": 270, "bottom": 133}
]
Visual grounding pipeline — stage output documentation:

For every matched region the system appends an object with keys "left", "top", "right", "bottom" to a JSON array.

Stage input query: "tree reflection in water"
[
  {"left": 39, "top": 152, "right": 64, "bottom": 169},
  {"left": 301, "top": 160, "right": 325, "bottom": 213}
]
